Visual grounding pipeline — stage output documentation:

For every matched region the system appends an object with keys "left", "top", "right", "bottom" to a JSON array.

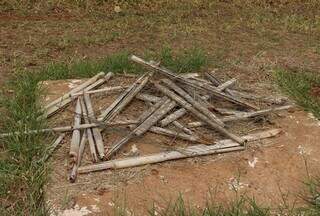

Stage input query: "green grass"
[
  {"left": 147, "top": 194, "right": 270, "bottom": 216},
  {"left": 41, "top": 51, "right": 143, "bottom": 80},
  {"left": 274, "top": 69, "right": 320, "bottom": 119},
  {"left": 0, "top": 72, "right": 49, "bottom": 215},
  {"left": 0, "top": 48, "right": 207, "bottom": 215},
  {"left": 159, "top": 46, "right": 207, "bottom": 73},
  {"left": 301, "top": 176, "right": 320, "bottom": 216}
]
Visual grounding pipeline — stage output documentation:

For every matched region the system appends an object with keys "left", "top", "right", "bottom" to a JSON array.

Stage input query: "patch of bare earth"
[{"left": 42, "top": 75, "right": 320, "bottom": 215}]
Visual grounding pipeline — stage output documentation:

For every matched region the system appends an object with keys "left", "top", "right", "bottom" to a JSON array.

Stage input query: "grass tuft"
[
  {"left": 147, "top": 194, "right": 270, "bottom": 216},
  {"left": 159, "top": 46, "right": 207, "bottom": 73},
  {"left": 0, "top": 71, "right": 50, "bottom": 215},
  {"left": 300, "top": 176, "right": 320, "bottom": 216},
  {"left": 274, "top": 69, "right": 320, "bottom": 119},
  {"left": 42, "top": 51, "right": 143, "bottom": 80}
]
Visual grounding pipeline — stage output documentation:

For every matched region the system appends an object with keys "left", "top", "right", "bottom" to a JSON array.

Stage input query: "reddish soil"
[
  {"left": 43, "top": 76, "right": 320, "bottom": 215},
  {"left": 60, "top": 110, "right": 320, "bottom": 215}
]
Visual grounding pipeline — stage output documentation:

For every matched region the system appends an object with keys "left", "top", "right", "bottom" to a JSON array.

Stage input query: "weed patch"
[
  {"left": 301, "top": 176, "right": 320, "bottom": 216},
  {"left": 159, "top": 47, "right": 207, "bottom": 73},
  {"left": 274, "top": 69, "right": 320, "bottom": 119},
  {"left": 0, "top": 72, "right": 49, "bottom": 215}
]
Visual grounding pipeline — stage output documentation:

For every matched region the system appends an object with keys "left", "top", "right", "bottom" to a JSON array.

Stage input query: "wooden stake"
[
  {"left": 204, "top": 71, "right": 220, "bottom": 86},
  {"left": 216, "top": 78, "right": 237, "bottom": 91},
  {"left": 72, "top": 86, "right": 128, "bottom": 97},
  {"left": 0, "top": 120, "right": 139, "bottom": 138},
  {"left": 172, "top": 121, "right": 194, "bottom": 135},
  {"left": 149, "top": 126, "right": 198, "bottom": 142},
  {"left": 136, "top": 93, "right": 160, "bottom": 103},
  {"left": 160, "top": 108, "right": 188, "bottom": 127},
  {"left": 205, "top": 72, "right": 256, "bottom": 100},
  {"left": 84, "top": 72, "right": 113, "bottom": 91}
]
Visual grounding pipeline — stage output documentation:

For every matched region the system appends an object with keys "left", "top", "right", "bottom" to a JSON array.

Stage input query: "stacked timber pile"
[{"left": 0, "top": 55, "right": 292, "bottom": 183}]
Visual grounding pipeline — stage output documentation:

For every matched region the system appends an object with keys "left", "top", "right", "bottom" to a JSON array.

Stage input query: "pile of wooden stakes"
[{"left": 0, "top": 55, "right": 293, "bottom": 182}]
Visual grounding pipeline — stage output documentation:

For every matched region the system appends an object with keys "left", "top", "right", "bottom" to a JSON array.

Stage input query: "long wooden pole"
[
  {"left": 78, "top": 129, "right": 281, "bottom": 173},
  {"left": 188, "top": 105, "right": 293, "bottom": 127},
  {"left": 69, "top": 130, "right": 87, "bottom": 182},
  {"left": 69, "top": 97, "right": 82, "bottom": 163},
  {"left": 80, "top": 98, "right": 98, "bottom": 162},
  {"left": 0, "top": 120, "right": 139, "bottom": 138},
  {"left": 84, "top": 93, "right": 105, "bottom": 159}
]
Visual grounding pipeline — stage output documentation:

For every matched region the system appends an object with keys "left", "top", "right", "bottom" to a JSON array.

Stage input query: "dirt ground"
[
  {"left": 1, "top": 2, "right": 320, "bottom": 215},
  {"left": 41, "top": 75, "right": 320, "bottom": 215}
]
